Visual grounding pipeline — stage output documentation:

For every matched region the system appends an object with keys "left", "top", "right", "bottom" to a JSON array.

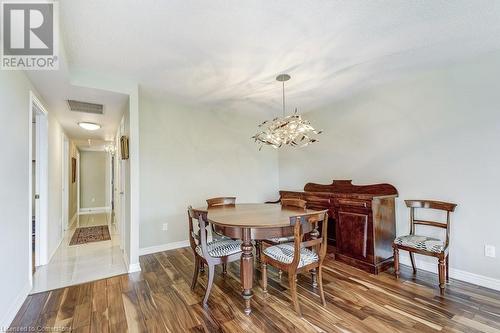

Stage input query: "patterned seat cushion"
[
  {"left": 195, "top": 238, "right": 242, "bottom": 258},
  {"left": 394, "top": 235, "right": 445, "bottom": 253},
  {"left": 266, "top": 236, "right": 295, "bottom": 244},
  {"left": 263, "top": 243, "right": 319, "bottom": 268}
]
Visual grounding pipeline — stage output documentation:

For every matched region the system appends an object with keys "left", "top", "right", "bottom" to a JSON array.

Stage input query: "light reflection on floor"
[{"left": 31, "top": 213, "right": 127, "bottom": 294}]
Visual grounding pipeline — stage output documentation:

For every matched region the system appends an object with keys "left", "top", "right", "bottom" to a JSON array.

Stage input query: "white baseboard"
[
  {"left": 122, "top": 250, "right": 142, "bottom": 273},
  {"left": 139, "top": 240, "right": 190, "bottom": 256},
  {"left": 0, "top": 281, "right": 31, "bottom": 329},
  {"left": 399, "top": 254, "right": 500, "bottom": 291},
  {"left": 79, "top": 206, "right": 110, "bottom": 215},
  {"left": 128, "top": 263, "right": 142, "bottom": 273}
]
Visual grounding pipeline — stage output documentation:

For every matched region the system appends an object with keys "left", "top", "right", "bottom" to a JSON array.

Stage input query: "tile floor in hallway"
[{"left": 31, "top": 213, "right": 128, "bottom": 294}]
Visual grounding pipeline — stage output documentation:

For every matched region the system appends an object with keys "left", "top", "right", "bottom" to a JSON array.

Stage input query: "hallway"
[{"left": 31, "top": 213, "right": 127, "bottom": 294}]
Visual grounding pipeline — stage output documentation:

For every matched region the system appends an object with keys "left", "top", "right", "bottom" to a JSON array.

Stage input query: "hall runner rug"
[{"left": 69, "top": 225, "right": 111, "bottom": 245}]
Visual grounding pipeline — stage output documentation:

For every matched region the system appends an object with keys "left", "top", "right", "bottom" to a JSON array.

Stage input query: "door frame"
[
  {"left": 76, "top": 150, "right": 80, "bottom": 227},
  {"left": 61, "top": 134, "right": 69, "bottom": 234},
  {"left": 28, "top": 91, "right": 49, "bottom": 282},
  {"left": 115, "top": 131, "right": 125, "bottom": 251}
]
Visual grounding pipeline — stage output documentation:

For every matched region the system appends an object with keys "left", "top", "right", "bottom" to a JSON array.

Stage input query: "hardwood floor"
[{"left": 11, "top": 248, "right": 500, "bottom": 332}]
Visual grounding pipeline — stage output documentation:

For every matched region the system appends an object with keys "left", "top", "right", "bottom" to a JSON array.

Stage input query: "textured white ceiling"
[{"left": 60, "top": 0, "right": 500, "bottom": 116}]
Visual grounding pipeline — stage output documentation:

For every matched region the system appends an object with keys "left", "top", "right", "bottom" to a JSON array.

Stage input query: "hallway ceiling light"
[
  {"left": 78, "top": 122, "right": 101, "bottom": 131},
  {"left": 252, "top": 74, "right": 322, "bottom": 150}
]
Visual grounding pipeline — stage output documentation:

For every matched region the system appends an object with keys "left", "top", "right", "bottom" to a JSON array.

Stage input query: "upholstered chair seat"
[
  {"left": 394, "top": 235, "right": 445, "bottom": 253},
  {"left": 263, "top": 243, "right": 319, "bottom": 268},
  {"left": 195, "top": 238, "right": 242, "bottom": 258}
]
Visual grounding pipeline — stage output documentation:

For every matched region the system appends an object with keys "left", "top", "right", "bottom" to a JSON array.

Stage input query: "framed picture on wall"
[
  {"left": 71, "top": 157, "right": 76, "bottom": 183},
  {"left": 120, "top": 136, "right": 129, "bottom": 160}
]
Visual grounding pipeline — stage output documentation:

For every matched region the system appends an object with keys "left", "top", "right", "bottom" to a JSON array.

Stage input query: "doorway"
[{"left": 29, "top": 92, "right": 49, "bottom": 278}]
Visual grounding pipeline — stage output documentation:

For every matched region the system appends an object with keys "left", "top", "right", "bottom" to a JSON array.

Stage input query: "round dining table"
[{"left": 199, "top": 203, "right": 320, "bottom": 315}]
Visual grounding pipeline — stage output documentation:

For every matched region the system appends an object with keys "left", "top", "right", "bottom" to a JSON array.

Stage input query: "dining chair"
[
  {"left": 393, "top": 200, "right": 457, "bottom": 295},
  {"left": 206, "top": 197, "right": 237, "bottom": 272},
  {"left": 206, "top": 196, "right": 236, "bottom": 207},
  {"left": 266, "top": 198, "right": 307, "bottom": 243},
  {"left": 206, "top": 197, "right": 236, "bottom": 238},
  {"left": 261, "top": 210, "right": 328, "bottom": 316},
  {"left": 257, "top": 198, "right": 307, "bottom": 271},
  {"left": 188, "top": 206, "right": 242, "bottom": 305}
]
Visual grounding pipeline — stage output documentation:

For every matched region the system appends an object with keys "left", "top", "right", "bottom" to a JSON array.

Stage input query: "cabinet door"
[{"left": 337, "top": 211, "right": 369, "bottom": 259}]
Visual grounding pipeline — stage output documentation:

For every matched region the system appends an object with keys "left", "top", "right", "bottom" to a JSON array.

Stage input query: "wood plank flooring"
[{"left": 11, "top": 248, "right": 500, "bottom": 332}]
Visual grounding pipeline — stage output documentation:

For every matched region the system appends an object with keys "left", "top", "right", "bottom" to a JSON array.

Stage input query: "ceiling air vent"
[{"left": 67, "top": 100, "right": 104, "bottom": 115}]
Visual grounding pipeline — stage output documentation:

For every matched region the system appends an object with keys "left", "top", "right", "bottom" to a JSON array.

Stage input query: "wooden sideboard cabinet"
[{"left": 279, "top": 180, "right": 398, "bottom": 274}]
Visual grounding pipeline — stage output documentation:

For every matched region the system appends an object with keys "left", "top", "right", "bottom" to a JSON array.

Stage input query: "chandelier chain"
[{"left": 282, "top": 80, "right": 285, "bottom": 117}]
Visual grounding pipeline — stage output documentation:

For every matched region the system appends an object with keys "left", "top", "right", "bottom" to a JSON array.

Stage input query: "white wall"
[
  {"left": 0, "top": 70, "right": 33, "bottom": 328},
  {"left": 47, "top": 113, "right": 65, "bottom": 259},
  {"left": 0, "top": 69, "right": 68, "bottom": 327},
  {"left": 139, "top": 94, "right": 279, "bottom": 249},
  {"left": 278, "top": 52, "right": 500, "bottom": 280},
  {"left": 0, "top": 70, "right": 71, "bottom": 326}
]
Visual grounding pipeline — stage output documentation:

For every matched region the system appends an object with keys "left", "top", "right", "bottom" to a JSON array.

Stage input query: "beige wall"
[
  {"left": 80, "top": 151, "right": 107, "bottom": 208},
  {"left": 278, "top": 52, "right": 500, "bottom": 280},
  {"left": 138, "top": 93, "right": 279, "bottom": 249}
]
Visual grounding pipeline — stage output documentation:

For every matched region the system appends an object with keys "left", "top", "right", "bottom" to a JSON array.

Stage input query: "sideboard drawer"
[
  {"left": 336, "top": 198, "right": 371, "bottom": 209},
  {"left": 305, "top": 195, "right": 331, "bottom": 208}
]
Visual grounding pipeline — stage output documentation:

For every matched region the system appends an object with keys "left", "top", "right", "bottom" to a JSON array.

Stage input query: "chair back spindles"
[
  {"left": 289, "top": 211, "right": 328, "bottom": 270},
  {"left": 445, "top": 210, "right": 451, "bottom": 248},
  {"left": 188, "top": 206, "right": 209, "bottom": 254},
  {"left": 405, "top": 200, "right": 456, "bottom": 243},
  {"left": 197, "top": 214, "right": 211, "bottom": 258}
]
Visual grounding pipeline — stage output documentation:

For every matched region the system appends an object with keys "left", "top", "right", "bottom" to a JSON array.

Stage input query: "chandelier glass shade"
[{"left": 252, "top": 74, "right": 321, "bottom": 150}]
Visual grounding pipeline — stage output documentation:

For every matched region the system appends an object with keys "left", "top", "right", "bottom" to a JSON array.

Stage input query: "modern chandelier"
[{"left": 252, "top": 74, "right": 321, "bottom": 150}]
